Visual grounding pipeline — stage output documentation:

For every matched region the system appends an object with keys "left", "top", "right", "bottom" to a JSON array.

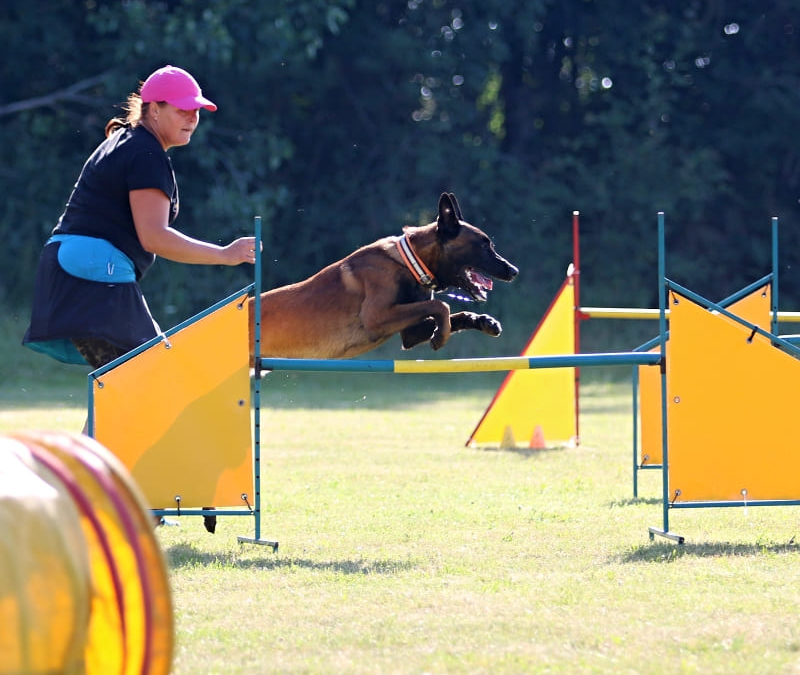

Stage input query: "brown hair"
[{"left": 104, "top": 92, "right": 156, "bottom": 137}]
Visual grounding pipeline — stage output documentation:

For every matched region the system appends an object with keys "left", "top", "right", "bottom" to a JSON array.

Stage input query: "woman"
[{"left": 23, "top": 65, "right": 257, "bottom": 368}]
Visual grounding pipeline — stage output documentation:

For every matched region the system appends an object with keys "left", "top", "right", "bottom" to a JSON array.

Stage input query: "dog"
[{"left": 250, "top": 192, "right": 518, "bottom": 359}]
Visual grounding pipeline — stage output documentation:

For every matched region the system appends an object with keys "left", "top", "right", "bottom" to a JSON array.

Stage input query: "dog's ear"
[
  {"left": 436, "top": 192, "right": 461, "bottom": 241},
  {"left": 448, "top": 192, "right": 463, "bottom": 221}
]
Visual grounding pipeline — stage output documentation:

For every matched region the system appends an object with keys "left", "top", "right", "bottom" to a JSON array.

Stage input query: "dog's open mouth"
[{"left": 463, "top": 267, "right": 494, "bottom": 301}]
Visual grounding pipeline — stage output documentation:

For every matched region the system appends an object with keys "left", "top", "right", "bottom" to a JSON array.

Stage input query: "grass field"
[{"left": 3, "top": 313, "right": 800, "bottom": 674}]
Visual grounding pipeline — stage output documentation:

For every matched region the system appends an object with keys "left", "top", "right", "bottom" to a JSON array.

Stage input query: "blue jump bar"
[{"left": 259, "top": 351, "right": 662, "bottom": 373}]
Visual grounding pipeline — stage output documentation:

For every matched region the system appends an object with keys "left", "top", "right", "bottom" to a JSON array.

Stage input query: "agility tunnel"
[{"left": 0, "top": 430, "right": 172, "bottom": 675}]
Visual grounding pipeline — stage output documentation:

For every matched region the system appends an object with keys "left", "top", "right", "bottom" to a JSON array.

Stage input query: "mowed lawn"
[{"left": 3, "top": 336, "right": 800, "bottom": 673}]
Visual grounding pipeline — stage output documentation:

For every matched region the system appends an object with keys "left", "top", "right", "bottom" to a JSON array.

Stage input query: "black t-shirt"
[{"left": 53, "top": 125, "right": 178, "bottom": 279}]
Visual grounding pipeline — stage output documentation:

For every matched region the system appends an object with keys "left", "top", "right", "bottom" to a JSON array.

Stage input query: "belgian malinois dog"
[{"left": 251, "top": 192, "right": 518, "bottom": 359}]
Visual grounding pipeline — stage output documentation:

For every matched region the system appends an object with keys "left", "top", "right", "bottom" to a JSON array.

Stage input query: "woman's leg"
[{"left": 72, "top": 338, "right": 129, "bottom": 434}]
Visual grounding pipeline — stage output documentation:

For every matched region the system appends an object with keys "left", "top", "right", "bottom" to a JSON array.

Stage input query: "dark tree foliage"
[{"left": 2, "top": 0, "right": 799, "bottom": 352}]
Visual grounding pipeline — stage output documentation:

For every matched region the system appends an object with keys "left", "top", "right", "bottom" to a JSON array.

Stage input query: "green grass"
[
  {"left": 3, "top": 313, "right": 800, "bottom": 674},
  {"left": 0, "top": 312, "right": 90, "bottom": 430}
]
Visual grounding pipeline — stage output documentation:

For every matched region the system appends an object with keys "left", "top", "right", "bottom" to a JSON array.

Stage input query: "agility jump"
[
  {"left": 260, "top": 212, "right": 800, "bottom": 544},
  {"left": 647, "top": 213, "right": 800, "bottom": 542},
  {"left": 85, "top": 213, "right": 660, "bottom": 548},
  {"left": 86, "top": 211, "right": 800, "bottom": 545}
]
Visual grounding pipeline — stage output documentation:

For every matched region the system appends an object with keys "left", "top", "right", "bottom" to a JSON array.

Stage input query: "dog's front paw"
[{"left": 477, "top": 314, "right": 502, "bottom": 337}]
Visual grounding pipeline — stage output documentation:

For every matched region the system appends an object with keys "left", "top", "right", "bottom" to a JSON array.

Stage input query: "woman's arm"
[{"left": 130, "top": 188, "right": 256, "bottom": 265}]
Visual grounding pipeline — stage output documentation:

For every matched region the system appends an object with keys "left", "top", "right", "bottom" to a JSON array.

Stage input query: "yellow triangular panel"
[
  {"left": 637, "top": 345, "right": 662, "bottom": 466},
  {"left": 667, "top": 290, "right": 800, "bottom": 502},
  {"left": 92, "top": 294, "right": 252, "bottom": 509},
  {"left": 467, "top": 277, "right": 577, "bottom": 448},
  {"left": 638, "top": 285, "right": 770, "bottom": 466}
]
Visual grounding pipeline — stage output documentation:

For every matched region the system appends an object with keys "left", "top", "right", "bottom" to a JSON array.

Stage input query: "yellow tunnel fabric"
[{"left": 0, "top": 431, "right": 173, "bottom": 675}]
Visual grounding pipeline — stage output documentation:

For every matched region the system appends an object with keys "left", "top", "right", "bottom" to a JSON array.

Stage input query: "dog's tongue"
[{"left": 472, "top": 270, "right": 493, "bottom": 290}]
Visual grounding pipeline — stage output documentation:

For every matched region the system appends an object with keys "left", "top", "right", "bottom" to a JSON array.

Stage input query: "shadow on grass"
[
  {"left": 474, "top": 445, "right": 568, "bottom": 459},
  {"left": 608, "top": 496, "right": 662, "bottom": 507},
  {"left": 166, "top": 542, "right": 417, "bottom": 575},
  {"left": 619, "top": 539, "right": 800, "bottom": 563}
]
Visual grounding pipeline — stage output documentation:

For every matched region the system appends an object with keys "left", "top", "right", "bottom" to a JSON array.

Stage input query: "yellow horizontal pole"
[
  {"left": 580, "top": 307, "right": 800, "bottom": 322},
  {"left": 393, "top": 356, "right": 532, "bottom": 373},
  {"left": 579, "top": 307, "right": 665, "bottom": 320}
]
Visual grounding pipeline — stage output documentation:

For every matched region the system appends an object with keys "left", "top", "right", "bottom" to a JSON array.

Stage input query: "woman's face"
[{"left": 147, "top": 103, "right": 200, "bottom": 150}]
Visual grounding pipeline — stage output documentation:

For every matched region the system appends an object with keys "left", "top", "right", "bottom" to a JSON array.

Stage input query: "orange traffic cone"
[
  {"left": 529, "top": 425, "right": 546, "bottom": 449},
  {"left": 500, "top": 425, "right": 516, "bottom": 449}
]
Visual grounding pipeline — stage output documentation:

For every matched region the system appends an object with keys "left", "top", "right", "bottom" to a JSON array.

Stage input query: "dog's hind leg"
[{"left": 400, "top": 318, "right": 436, "bottom": 349}]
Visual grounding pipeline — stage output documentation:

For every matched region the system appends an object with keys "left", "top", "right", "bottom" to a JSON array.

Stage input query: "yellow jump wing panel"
[
  {"left": 92, "top": 295, "right": 252, "bottom": 508},
  {"left": 667, "top": 290, "right": 800, "bottom": 502},
  {"left": 637, "top": 346, "right": 662, "bottom": 466},
  {"left": 467, "top": 277, "right": 577, "bottom": 448},
  {"left": 639, "top": 285, "right": 770, "bottom": 467}
]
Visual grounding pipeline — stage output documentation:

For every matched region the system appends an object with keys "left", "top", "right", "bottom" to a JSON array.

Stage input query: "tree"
[{"left": 3, "top": 1, "right": 800, "bottom": 354}]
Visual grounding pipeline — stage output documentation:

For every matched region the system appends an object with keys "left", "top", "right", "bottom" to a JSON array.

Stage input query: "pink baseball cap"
[{"left": 140, "top": 65, "right": 217, "bottom": 111}]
